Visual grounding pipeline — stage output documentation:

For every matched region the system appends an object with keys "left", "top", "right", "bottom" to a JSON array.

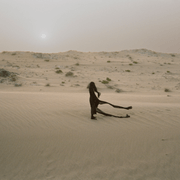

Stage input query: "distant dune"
[
  {"left": 0, "top": 49, "right": 180, "bottom": 179},
  {"left": 0, "top": 49, "right": 179, "bottom": 93}
]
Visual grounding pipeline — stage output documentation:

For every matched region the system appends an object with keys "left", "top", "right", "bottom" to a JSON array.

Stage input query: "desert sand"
[{"left": 0, "top": 49, "right": 180, "bottom": 180}]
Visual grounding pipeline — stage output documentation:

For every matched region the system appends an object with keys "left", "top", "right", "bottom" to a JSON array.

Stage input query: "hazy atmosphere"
[
  {"left": 1, "top": 0, "right": 180, "bottom": 53},
  {"left": 1, "top": 1, "right": 180, "bottom": 179}
]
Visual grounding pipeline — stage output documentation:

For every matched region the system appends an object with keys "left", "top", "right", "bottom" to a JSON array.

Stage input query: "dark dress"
[
  {"left": 89, "top": 82, "right": 100, "bottom": 118},
  {"left": 88, "top": 82, "right": 132, "bottom": 119}
]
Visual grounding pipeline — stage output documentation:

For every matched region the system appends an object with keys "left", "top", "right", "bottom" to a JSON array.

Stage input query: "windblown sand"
[{"left": 0, "top": 49, "right": 180, "bottom": 179}]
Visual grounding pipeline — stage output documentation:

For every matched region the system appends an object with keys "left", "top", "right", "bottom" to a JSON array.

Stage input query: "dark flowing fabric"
[
  {"left": 88, "top": 82, "right": 132, "bottom": 119},
  {"left": 96, "top": 108, "right": 130, "bottom": 118}
]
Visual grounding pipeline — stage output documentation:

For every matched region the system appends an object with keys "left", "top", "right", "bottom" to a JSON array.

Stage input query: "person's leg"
[
  {"left": 90, "top": 98, "right": 97, "bottom": 119},
  {"left": 91, "top": 104, "right": 97, "bottom": 119}
]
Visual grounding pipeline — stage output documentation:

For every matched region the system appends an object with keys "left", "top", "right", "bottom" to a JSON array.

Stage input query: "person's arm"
[
  {"left": 94, "top": 85, "right": 101, "bottom": 98},
  {"left": 97, "top": 91, "right": 101, "bottom": 98}
]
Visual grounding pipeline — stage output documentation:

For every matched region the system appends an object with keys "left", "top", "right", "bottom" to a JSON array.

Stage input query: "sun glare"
[{"left": 41, "top": 34, "right": 46, "bottom": 39}]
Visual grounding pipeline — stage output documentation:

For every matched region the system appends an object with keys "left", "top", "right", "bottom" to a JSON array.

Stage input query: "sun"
[{"left": 41, "top": 34, "right": 46, "bottom": 39}]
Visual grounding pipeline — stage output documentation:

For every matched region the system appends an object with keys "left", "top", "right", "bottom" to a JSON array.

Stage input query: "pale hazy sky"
[{"left": 0, "top": 0, "right": 180, "bottom": 53}]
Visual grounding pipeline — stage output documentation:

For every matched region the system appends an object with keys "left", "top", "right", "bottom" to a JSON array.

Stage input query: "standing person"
[
  {"left": 88, "top": 82, "right": 101, "bottom": 119},
  {"left": 88, "top": 82, "right": 132, "bottom": 119}
]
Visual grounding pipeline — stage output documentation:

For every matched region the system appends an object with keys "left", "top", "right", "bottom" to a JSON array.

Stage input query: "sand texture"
[{"left": 0, "top": 49, "right": 180, "bottom": 180}]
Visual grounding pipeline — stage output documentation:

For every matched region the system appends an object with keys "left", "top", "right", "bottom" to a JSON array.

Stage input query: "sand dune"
[
  {"left": 1, "top": 49, "right": 180, "bottom": 93},
  {"left": 0, "top": 49, "right": 180, "bottom": 179}
]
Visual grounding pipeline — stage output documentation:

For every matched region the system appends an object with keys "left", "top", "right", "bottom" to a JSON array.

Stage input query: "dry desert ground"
[{"left": 0, "top": 49, "right": 180, "bottom": 180}]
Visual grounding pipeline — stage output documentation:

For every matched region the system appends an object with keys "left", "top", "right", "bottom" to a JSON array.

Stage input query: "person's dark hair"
[{"left": 87, "top": 81, "right": 95, "bottom": 89}]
